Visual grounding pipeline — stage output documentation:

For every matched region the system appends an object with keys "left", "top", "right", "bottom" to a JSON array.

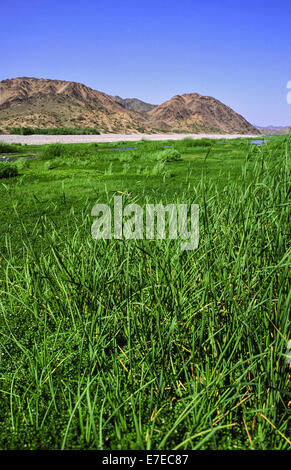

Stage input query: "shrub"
[
  {"left": 118, "top": 151, "right": 139, "bottom": 162},
  {"left": 44, "top": 160, "right": 56, "bottom": 170},
  {"left": 0, "top": 142, "right": 21, "bottom": 154},
  {"left": 0, "top": 165, "right": 19, "bottom": 178},
  {"left": 43, "top": 158, "right": 67, "bottom": 170},
  {"left": 136, "top": 140, "right": 166, "bottom": 151},
  {"left": 13, "top": 158, "right": 30, "bottom": 170},
  {"left": 39, "top": 144, "right": 66, "bottom": 160},
  {"left": 9, "top": 127, "right": 100, "bottom": 135},
  {"left": 174, "top": 138, "right": 212, "bottom": 150},
  {"left": 150, "top": 149, "right": 182, "bottom": 162},
  {"left": 9, "top": 127, "right": 35, "bottom": 135}
]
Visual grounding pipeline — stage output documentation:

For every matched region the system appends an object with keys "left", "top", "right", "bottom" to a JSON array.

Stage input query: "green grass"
[
  {"left": 0, "top": 165, "right": 19, "bottom": 179},
  {"left": 0, "top": 136, "right": 290, "bottom": 450},
  {"left": 0, "top": 142, "right": 23, "bottom": 154}
]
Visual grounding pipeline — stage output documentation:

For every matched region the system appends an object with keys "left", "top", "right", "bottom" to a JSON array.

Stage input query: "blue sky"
[{"left": 1, "top": 0, "right": 291, "bottom": 126}]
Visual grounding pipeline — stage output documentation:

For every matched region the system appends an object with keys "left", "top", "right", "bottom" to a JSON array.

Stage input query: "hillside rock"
[
  {"left": 146, "top": 93, "right": 260, "bottom": 134},
  {"left": 0, "top": 78, "right": 259, "bottom": 135}
]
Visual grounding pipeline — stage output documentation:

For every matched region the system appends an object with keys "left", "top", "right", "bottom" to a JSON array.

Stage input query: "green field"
[{"left": 0, "top": 136, "right": 290, "bottom": 450}]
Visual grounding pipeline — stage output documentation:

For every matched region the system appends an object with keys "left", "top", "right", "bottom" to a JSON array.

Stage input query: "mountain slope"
[
  {"left": 255, "top": 125, "right": 290, "bottom": 135},
  {"left": 0, "top": 77, "right": 148, "bottom": 133},
  {"left": 111, "top": 96, "right": 156, "bottom": 113},
  {"left": 0, "top": 78, "right": 259, "bottom": 134},
  {"left": 146, "top": 93, "right": 260, "bottom": 134}
]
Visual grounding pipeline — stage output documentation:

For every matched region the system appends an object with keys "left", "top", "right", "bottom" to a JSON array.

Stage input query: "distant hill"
[
  {"left": 255, "top": 125, "right": 290, "bottom": 135},
  {"left": 146, "top": 93, "right": 260, "bottom": 134},
  {"left": 111, "top": 96, "right": 156, "bottom": 113},
  {"left": 0, "top": 77, "right": 259, "bottom": 135}
]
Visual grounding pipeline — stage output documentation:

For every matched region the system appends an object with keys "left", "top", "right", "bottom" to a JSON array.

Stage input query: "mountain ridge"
[
  {"left": 254, "top": 125, "right": 290, "bottom": 134},
  {"left": 0, "top": 77, "right": 260, "bottom": 135},
  {"left": 111, "top": 95, "right": 156, "bottom": 113}
]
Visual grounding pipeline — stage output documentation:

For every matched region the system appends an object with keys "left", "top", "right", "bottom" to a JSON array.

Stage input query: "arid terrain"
[
  {"left": 0, "top": 133, "right": 260, "bottom": 145},
  {"left": 256, "top": 125, "right": 290, "bottom": 134},
  {"left": 0, "top": 77, "right": 260, "bottom": 135}
]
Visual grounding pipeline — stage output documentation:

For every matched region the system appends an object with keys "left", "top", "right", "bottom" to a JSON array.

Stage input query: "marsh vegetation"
[{"left": 0, "top": 136, "right": 289, "bottom": 449}]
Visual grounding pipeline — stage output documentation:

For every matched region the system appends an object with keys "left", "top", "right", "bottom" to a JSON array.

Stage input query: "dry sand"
[{"left": 0, "top": 133, "right": 260, "bottom": 145}]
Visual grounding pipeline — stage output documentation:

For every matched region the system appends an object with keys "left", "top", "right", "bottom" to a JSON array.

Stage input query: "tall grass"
[
  {"left": 0, "top": 139, "right": 289, "bottom": 450},
  {"left": 39, "top": 143, "right": 66, "bottom": 160},
  {"left": 0, "top": 142, "right": 22, "bottom": 154},
  {"left": 0, "top": 164, "right": 19, "bottom": 178}
]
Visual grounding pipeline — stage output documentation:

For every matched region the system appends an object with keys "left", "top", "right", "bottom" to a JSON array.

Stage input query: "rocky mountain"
[
  {"left": 0, "top": 77, "right": 259, "bottom": 134},
  {"left": 255, "top": 125, "right": 290, "bottom": 135},
  {"left": 146, "top": 93, "right": 260, "bottom": 134},
  {"left": 0, "top": 77, "right": 148, "bottom": 133},
  {"left": 111, "top": 96, "right": 156, "bottom": 113}
]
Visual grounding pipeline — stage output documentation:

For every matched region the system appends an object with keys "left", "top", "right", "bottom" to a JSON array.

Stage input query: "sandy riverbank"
[{"left": 0, "top": 133, "right": 260, "bottom": 145}]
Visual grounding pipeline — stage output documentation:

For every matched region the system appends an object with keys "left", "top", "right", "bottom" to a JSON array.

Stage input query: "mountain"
[
  {"left": 0, "top": 77, "right": 259, "bottom": 135},
  {"left": 146, "top": 93, "right": 260, "bottom": 134},
  {"left": 0, "top": 77, "right": 148, "bottom": 133},
  {"left": 111, "top": 96, "right": 156, "bottom": 113},
  {"left": 255, "top": 125, "right": 290, "bottom": 135},
  {"left": 256, "top": 125, "right": 284, "bottom": 129}
]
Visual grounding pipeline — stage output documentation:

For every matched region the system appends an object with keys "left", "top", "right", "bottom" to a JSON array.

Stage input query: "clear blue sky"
[{"left": 1, "top": 0, "right": 291, "bottom": 126}]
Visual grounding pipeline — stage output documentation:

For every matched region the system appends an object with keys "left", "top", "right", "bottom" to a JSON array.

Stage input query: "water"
[
  {"left": 250, "top": 140, "right": 268, "bottom": 146},
  {"left": 0, "top": 155, "right": 36, "bottom": 162},
  {"left": 216, "top": 140, "right": 268, "bottom": 146}
]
